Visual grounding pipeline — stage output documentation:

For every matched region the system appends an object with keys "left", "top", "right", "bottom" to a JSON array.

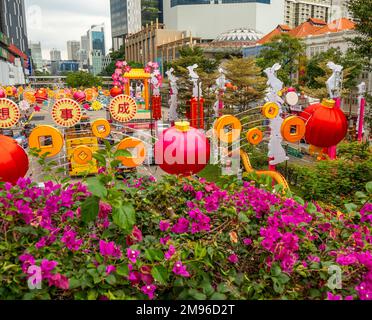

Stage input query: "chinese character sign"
[
  {"left": 51, "top": 98, "right": 82, "bottom": 127},
  {"left": 109, "top": 94, "right": 137, "bottom": 123},
  {"left": 0, "top": 98, "right": 21, "bottom": 128}
]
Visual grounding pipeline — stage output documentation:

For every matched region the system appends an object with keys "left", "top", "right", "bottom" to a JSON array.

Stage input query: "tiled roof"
[
  {"left": 288, "top": 19, "right": 326, "bottom": 37},
  {"left": 313, "top": 18, "right": 355, "bottom": 35},
  {"left": 258, "top": 25, "right": 291, "bottom": 44}
]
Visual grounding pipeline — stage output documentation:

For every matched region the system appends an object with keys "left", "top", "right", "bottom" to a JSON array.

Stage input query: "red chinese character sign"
[
  {"left": 0, "top": 98, "right": 20, "bottom": 128},
  {"left": 51, "top": 98, "right": 82, "bottom": 127},
  {"left": 109, "top": 94, "right": 137, "bottom": 123}
]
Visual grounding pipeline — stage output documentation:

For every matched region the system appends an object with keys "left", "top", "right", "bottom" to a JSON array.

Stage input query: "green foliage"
[
  {"left": 65, "top": 71, "right": 103, "bottom": 88},
  {"left": 256, "top": 34, "right": 305, "bottom": 86}
]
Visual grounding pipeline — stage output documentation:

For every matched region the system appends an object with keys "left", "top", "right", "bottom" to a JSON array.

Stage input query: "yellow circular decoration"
[
  {"left": 28, "top": 125, "right": 64, "bottom": 158},
  {"left": 72, "top": 145, "right": 93, "bottom": 165},
  {"left": 84, "top": 88, "right": 98, "bottom": 102},
  {"left": 5, "top": 87, "right": 13, "bottom": 97},
  {"left": 214, "top": 115, "right": 242, "bottom": 144},
  {"left": 92, "top": 100, "right": 103, "bottom": 111},
  {"left": 281, "top": 116, "right": 306, "bottom": 143},
  {"left": 262, "top": 102, "right": 279, "bottom": 119},
  {"left": 51, "top": 98, "right": 82, "bottom": 127},
  {"left": 117, "top": 137, "right": 146, "bottom": 168},
  {"left": 109, "top": 94, "right": 137, "bottom": 123},
  {"left": 246, "top": 127, "right": 263, "bottom": 145},
  {"left": 92, "top": 119, "right": 111, "bottom": 138},
  {"left": 0, "top": 98, "right": 21, "bottom": 128}
]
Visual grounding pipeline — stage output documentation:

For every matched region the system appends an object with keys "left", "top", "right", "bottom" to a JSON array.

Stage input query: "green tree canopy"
[
  {"left": 256, "top": 34, "right": 305, "bottom": 86},
  {"left": 65, "top": 71, "right": 103, "bottom": 88}
]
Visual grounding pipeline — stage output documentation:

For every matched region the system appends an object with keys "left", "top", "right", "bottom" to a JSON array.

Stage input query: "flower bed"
[{"left": 0, "top": 175, "right": 371, "bottom": 300}]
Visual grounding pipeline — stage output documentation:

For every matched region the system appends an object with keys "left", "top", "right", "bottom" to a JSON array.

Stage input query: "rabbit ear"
[{"left": 273, "top": 63, "right": 281, "bottom": 71}]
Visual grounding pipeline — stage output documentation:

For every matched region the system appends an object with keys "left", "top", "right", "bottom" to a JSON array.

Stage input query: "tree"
[
  {"left": 65, "top": 71, "right": 103, "bottom": 88},
  {"left": 141, "top": 0, "right": 161, "bottom": 26},
  {"left": 223, "top": 57, "right": 266, "bottom": 112},
  {"left": 347, "top": 0, "right": 372, "bottom": 68},
  {"left": 301, "top": 47, "right": 366, "bottom": 99},
  {"left": 256, "top": 34, "right": 305, "bottom": 86}
]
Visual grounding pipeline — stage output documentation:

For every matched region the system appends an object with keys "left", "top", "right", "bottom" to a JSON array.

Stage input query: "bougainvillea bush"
[{"left": 0, "top": 171, "right": 371, "bottom": 300}]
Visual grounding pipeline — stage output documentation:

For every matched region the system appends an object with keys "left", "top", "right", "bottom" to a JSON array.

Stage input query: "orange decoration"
[
  {"left": 72, "top": 145, "right": 93, "bottom": 165},
  {"left": 246, "top": 127, "right": 263, "bottom": 145},
  {"left": 281, "top": 116, "right": 306, "bottom": 143},
  {"left": 91, "top": 119, "right": 111, "bottom": 138},
  {"left": 214, "top": 115, "right": 242, "bottom": 144},
  {"left": 116, "top": 137, "right": 146, "bottom": 168},
  {"left": 28, "top": 125, "right": 64, "bottom": 158}
]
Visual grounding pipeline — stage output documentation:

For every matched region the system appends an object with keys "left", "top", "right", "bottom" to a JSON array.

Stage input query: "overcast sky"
[{"left": 25, "top": 0, "right": 112, "bottom": 60}]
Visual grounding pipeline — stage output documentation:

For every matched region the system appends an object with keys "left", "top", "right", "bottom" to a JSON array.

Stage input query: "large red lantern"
[
  {"left": 110, "top": 86, "right": 122, "bottom": 98},
  {"left": 154, "top": 122, "right": 210, "bottom": 176},
  {"left": 73, "top": 90, "right": 86, "bottom": 103},
  {"left": 34, "top": 89, "right": 48, "bottom": 104},
  {"left": 300, "top": 99, "right": 347, "bottom": 148},
  {"left": 0, "top": 135, "right": 29, "bottom": 184}
]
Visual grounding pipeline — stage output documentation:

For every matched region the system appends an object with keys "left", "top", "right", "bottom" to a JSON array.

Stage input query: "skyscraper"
[
  {"left": 79, "top": 35, "right": 89, "bottom": 70},
  {"left": 50, "top": 49, "right": 61, "bottom": 61},
  {"left": 87, "top": 24, "right": 106, "bottom": 56},
  {"left": 29, "top": 41, "right": 43, "bottom": 70},
  {"left": 67, "top": 40, "right": 81, "bottom": 61},
  {"left": 0, "top": 0, "right": 28, "bottom": 53}
]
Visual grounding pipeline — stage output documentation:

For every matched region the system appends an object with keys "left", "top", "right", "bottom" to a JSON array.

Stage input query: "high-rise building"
[
  {"left": 90, "top": 50, "right": 103, "bottom": 76},
  {"left": 0, "top": 0, "right": 28, "bottom": 53},
  {"left": 87, "top": 24, "right": 106, "bottom": 56},
  {"left": 110, "top": 0, "right": 141, "bottom": 51},
  {"left": 67, "top": 40, "right": 80, "bottom": 61},
  {"left": 29, "top": 41, "right": 43, "bottom": 70},
  {"left": 50, "top": 49, "right": 61, "bottom": 61},
  {"left": 163, "top": 0, "right": 285, "bottom": 40},
  {"left": 284, "top": 0, "right": 331, "bottom": 28}
]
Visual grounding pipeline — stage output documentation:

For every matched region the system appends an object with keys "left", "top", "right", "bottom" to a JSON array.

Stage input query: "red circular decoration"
[
  {"left": 0, "top": 98, "right": 21, "bottom": 128},
  {"left": 51, "top": 98, "right": 82, "bottom": 127},
  {"left": 110, "top": 86, "right": 123, "bottom": 98},
  {"left": 154, "top": 123, "right": 210, "bottom": 176},
  {"left": 300, "top": 101, "right": 348, "bottom": 148},
  {"left": 109, "top": 94, "right": 137, "bottom": 123},
  {"left": 0, "top": 135, "right": 29, "bottom": 184},
  {"left": 34, "top": 89, "right": 48, "bottom": 104}
]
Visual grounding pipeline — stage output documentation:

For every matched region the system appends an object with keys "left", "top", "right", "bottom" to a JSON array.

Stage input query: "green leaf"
[
  {"left": 112, "top": 202, "right": 136, "bottom": 232},
  {"left": 151, "top": 266, "right": 169, "bottom": 285},
  {"left": 306, "top": 202, "right": 317, "bottom": 214},
  {"left": 270, "top": 264, "right": 282, "bottom": 277},
  {"left": 87, "top": 177, "right": 107, "bottom": 198},
  {"left": 238, "top": 212, "right": 249, "bottom": 223},
  {"left": 366, "top": 181, "right": 372, "bottom": 194},
  {"left": 344, "top": 203, "right": 358, "bottom": 213},
  {"left": 87, "top": 290, "right": 98, "bottom": 300},
  {"left": 114, "top": 149, "right": 132, "bottom": 158},
  {"left": 81, "top": 196, "right": 100, "bottom": 223},
  {"left": 188, "top": 289, "right": 207, "bottom": 300},
  {"left": 93, "top": 153, "right": 106, "bottom": 167},
  {"left": 106, "top": 274, "right": 116, "bottom": 285},
  {"left": 355, "top": 191, "right": 367, "bottom": 199},
  {"left": 145, "top": 249, "right": 164, "bottom": 262},
  {"left": 210, "top": 292, "right": 227, "bottom": 300},
  {"left": 273, "top": 278, "right": 284, "bottom": 294},
  {"left": 117, "top": 265, "right": 129, "bottom": 277}
]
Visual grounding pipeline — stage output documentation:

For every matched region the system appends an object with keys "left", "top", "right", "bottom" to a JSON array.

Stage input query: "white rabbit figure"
[
  {"left": 264, "top": 63, "right": 283, "bottom": 94},
  {"left": 187, "top": 64, "right": 200, "bottom": 98},
  {"left": 151, "top": 73, "right": 160, "bottom": 96},
  {"left": 268, "top": 116, "right": 289, "bottom": 165},
  {"left": 326, "top": 61, "right": 343, "bottom": 99},
  {"left": 166, "top": 68, "right": 179, "bottom": 122}
]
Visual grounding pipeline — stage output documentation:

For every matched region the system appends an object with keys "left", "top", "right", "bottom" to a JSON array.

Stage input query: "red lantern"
[
  {"left": 110, "top": 86, "right": 122, "bottom": 98},
  {"left": 34, "top": 89, "right": 48, "bottom": 104},
  {"left": 154, "top": 122, "right": 210, "bottom": 176},
  {"left": 0, "top": 88, "right": 6, "bottom": 98},
  {"left": 73, "top": 90, "right": 86, "bottom": 103},
  {"left": 300, "top": 99, "right": 347, "bottom": 148},
  {"left": 0, "top": 135, "right": 29, "bottom": 184}
]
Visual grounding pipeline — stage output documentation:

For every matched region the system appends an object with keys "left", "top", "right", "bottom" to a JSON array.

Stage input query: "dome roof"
[{"left": 213, "top": 28, "right": 263, "bottom": 43}]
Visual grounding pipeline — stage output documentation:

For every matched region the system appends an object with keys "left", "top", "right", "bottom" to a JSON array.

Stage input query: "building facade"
[
  {"left": 87, "top": 24, "right": 106, "bottom": 56},
  {"left": 163, "top": 0, "right": 285, "bottom": 40},
  {"left": 50, "top": 49, "right": 61, "bottom": 61},
  {"left": 59, "top": 60, "right": 79, "bottom": 73},
  {"left": 110, "top": 0, "right": 141, "bottom": 51},
  {"left": 284, "top": 0, "right": 331, "bottom": 28},
  {"left": 67, "top": 41, "right": 80, "bottom": 61},
  {"left": 90, "top": 50, "right": 103, "bottom": 75},
  {"left": 29, "top": 41, "right": 43, "bottom": 71}
]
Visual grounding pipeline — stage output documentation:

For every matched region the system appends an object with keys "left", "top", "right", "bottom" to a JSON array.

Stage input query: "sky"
[{"left": 25, "top": 0, "right": 112, "bottom": 60}]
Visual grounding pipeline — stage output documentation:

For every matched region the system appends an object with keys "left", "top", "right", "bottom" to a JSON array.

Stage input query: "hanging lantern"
[
  {"left": 110, "top": 86, "right": 123, "bottom": 98},
  {"left": 152, "top": 96, "right": 162, "bottom": 120},
  {"left": 73, "top": 90, "right": 86, "bottom": 103},
  {"left": 34, "top": 89, "right": 48, "bottom": 104},
  {"left": 0, "top": 135, "right": 29, "bottom": 184},
  {"left": 154, "top": 121, "right": 210, "bottom": 176},
  {"left": 300, "top": 99, "right": 347, "bottom": 148}
]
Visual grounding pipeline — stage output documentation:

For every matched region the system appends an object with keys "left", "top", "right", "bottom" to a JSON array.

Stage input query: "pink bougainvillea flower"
[
  {"left": 127, "top": 248, "right": 140, "bottom": 264},
  {"left": 228, "top": 254, "right": 239, "bottom": 264},
  {"left": 106, "top": 265, "right": 116, "bottom": 275},
  {"left": 160, "top": 236, "right": 171, "bottom": 245},
  {"left": 243, "top": 238, "right": 253, "bottom": 246},
  {"left": 40, "top": 259, "right": 58, "bottom": 279},
  {"left": 159, "top": 220, "right": 170, "bottom": 232},
  {"left": 48, "top": 273, "right": 69, "bottom": 290},
  {"left": 61, "top": 228, "right": 83, "bottom": 251},
  {"left": 99, "top": 240, "right": 122, "bottom": 259},
  {"left": 327, "top": 292, "right": 342, "bottom": 300},
  {"left": 171, "top": 217, "right": 189, "bottom": 234},
  {"left": 165, "top": 245, "right": 176, "bottom": 260},
  {"left": 141, "top": 284, "right": 156, "bottom": 300},
  {"left": 19, "top": 254, "right": 35, "bottom": 273},
  {"left": 115, "top": 61, "right": 124, "bottom": 68},
  {"left": 128, "top": 271, "right": 141, "bottom": 285},
  {"left": 126, "top": 226, "right": 143, "bottom": 246},
  {"left": 172, "top": 261, "right": 190, "bottom": 278}
]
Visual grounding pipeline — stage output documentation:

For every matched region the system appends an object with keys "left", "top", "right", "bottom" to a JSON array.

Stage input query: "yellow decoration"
[
  {"left": 24, "top": 90, "right": 36, "bottom": 104},
  {"left": 103, "top": 90, "right": 110, "bottom": 96},
  {"left": 109, "top": 94, "right": 137, "bottom": 123},
  {"left": 281, "top": 116, "right": 306, "bottom": 143},
  {"left": 18, "top": 87, "right": 24, "bottom": 94},
  {"left": 214, "top": 115, "right": 241, "bottom": 144},
  {"left": 55, "top": 89, "right": 66, "bottom": 100},
  {"left": 91, "top": 100, "right": 103, "bottom": 111},
  {"left": 85, "top": 88, "right": 98, "bottom": 102},
  {"left": 28, "top": 125, "right": 64, "bottom": 157},
  {"left": 246, "top": 127, "right": 263, "bottom": 145},
  {"left": 91, "top": 119, "right": 111, "bottom": 138},
  {"left": 175, "top": 121, "right": 190, "bottom": 132},
  {"left": 322, "top": 98, "right": 335, "bottom": 109},
  {"left": 117, "top": 137, "right": 146, "bottom": 168},
  {"left": 51, "top": 98, "right": 82, "bottom": 127},
  {"left": 72, "top": 145, "right": 93, "bottom": 165},
  {"left": 5, "top": 87, "right": 13, "bottom": 96},
  {"left": 262, "top": 102, "right": 279, "bottom": 119},
  {"left": 0, "top": 98, "right": 21, "bottom": 128}
]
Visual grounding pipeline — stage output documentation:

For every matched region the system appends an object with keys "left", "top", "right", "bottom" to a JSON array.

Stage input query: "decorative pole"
[
  {"left": 325, "top": 61, "right": 343, "bottom": 160},
  {"left": 356, "top": 82, "right": 366, "bottom": 142}
]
